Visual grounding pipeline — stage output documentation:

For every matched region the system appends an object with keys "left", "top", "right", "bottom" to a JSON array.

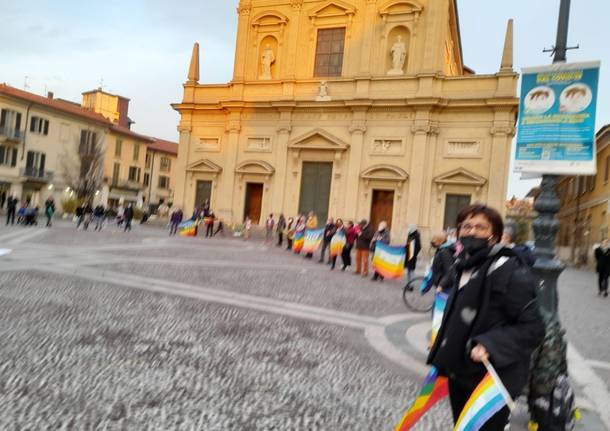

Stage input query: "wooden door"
[
  {"left": 443, "top": 194, "right": 471, "bottom": 230},
  {"left": 370, "top": 190, "right": 394, "bottom": 230},
  {"left": 244, "top": 183, "right": 263, "bottom": 224},
  {"left": 298, "top": 162, "right": 332, "bottom": 223},
  {"left": 195, "top": 180, "right": 212, "bottom": 209}
]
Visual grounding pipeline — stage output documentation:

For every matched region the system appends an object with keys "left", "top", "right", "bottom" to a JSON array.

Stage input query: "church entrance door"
[
  {"left": 244, "top": 183, "right": 263, "bottom": 224},
  {"left": 370, "top": 189, "right": 394, "bottom": 230},
  {"left": 298, "top": 162, "right": 332, "bottom": 223}
]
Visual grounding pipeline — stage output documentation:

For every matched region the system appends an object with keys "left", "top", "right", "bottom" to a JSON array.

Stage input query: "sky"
[{"left": 2, "top": 0, "right": 609, "bottom": 198}]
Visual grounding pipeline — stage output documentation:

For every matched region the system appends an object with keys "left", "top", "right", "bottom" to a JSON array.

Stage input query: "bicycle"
[{"left": 402, "top": 276, "right": 435, "bottom": 312}]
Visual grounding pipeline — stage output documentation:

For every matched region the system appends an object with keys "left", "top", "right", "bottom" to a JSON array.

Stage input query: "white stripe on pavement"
[
  {"left": 568, "top": 344, "right": 610, "bottom": 429},
  {"left": 5, "top": 229, "right": 47, "bottom": 245},
  {"left": 42, "top": 265, "right": 385, "bottom": 330},
  {"left": 586, "top": 359, "right": 610, "bottom": 372}
]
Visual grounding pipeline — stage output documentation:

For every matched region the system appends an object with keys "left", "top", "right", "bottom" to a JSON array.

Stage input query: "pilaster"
[
  {"left": 273, "top": 108, "right": 293, "bottom": 214},
  {"left": 344, "top": 108, "right": 367, "bottom": 220},
  {"left": 174, "top": 123, "right": 192, "bottom": 211}
]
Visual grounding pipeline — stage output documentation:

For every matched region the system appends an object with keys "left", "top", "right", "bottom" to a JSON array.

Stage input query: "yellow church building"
[{"left": 173, "top": 0, "right": 518, "bottom": 241}]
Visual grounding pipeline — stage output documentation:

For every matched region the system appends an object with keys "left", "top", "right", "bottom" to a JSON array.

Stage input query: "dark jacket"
[
  {"left": 513, "top": 244, "right": 536, "bottom": 267},
  {"left": 94, "top": 205, "right": 105, "bottom": 217},
  {"left": 171, "top": 209, "right": 183, "bottom": 224},
  {"left": 277, "top": 216, "right": 286, "bottom": 232},
  {"left": 124, "top": 207, "right": 134, "bottom": 221},
  {"left": 83, "top": 205, "right": 93, "bottom": 215},
  {"left": 356, "top": 224, "right": 374, "bottom": 250},
  {"left": 323, "top": 223, "right": 336, "bottom": 243},
  {"left": 595, "top": 246, "right": 610, "bottom": 274},
  {"left": 404, "top": 230, "right": 422, "bottom": 270},
  {"left": 45, "top": 200, "right": 55, "bottom": 215},
  {"left": 370, "top": 229, "right": 390, "bottom": 251},
  {"left": 428, "top": 248, "right": 545, "bottom": 397},
  {"left": 7, "top": 197, "right": 17, "bottom": 211},
  {"left": 431, "top": 244, "right": 456, "bottom": 292}
]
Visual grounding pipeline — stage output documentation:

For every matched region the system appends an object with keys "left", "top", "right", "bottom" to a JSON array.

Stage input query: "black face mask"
[{"left": 460, "top": 235, "right": 489, "bottom": 255}]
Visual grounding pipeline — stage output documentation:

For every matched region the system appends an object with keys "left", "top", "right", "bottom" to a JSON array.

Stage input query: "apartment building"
[
  {"left": 144, "top": 139, "right": 178, "bottom": 209},
  {"left": 0, "top": 84, "right": 111, "bottom": 210}
]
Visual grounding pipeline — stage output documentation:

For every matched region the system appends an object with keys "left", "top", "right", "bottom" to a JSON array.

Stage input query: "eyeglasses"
[{"left": 460, "top": 223, "right": 491, "bottom": 234}]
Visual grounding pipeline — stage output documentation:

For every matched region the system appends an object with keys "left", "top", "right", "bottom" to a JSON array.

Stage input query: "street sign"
[{"left": 515, "top": 61, "right": 600, "bottom": 175}]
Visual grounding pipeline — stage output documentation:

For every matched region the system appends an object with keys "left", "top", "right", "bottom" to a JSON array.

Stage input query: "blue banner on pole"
[{"left": 515, "top": 61, "right": 600, "bottom": 175}]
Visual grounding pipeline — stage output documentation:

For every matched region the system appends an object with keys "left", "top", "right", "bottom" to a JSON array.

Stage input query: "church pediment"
[
  {"left": 288, "top": 129, "right": 349, "bottom": 151},
  {"left": 186, "top": 159, "right": 223, "bottom": 174},
  {"left": 361, "top": 164, "right": 408, "bottom": 182},
  {"left": 379, "top": 0, "right": 424, "bottom": 17},
  {"left": 252, "top": 11, "right": 289, "bottom": 27},
  {"left": 434, "top": 168, "right": 486, "bottom": 187},
  {"left": 309, "top": 1, "right": 356, "bottom": 19},
  {"left": 235, "top": 160, "right": 275, "bottom": 176}
]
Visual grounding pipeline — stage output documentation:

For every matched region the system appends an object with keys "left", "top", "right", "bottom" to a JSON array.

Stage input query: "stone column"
[
  {"left": 406, "top": 112, "right": 432, "bottom": 234},
  {"left": 219, "top": 110, "right": 241, "bottom": 223},
  {"left": 358, "top": 0, "right": 378, "bottom": 76},
  {"left": 488, "top": 114, "right": 516, "bottom": 214},
  {"left": 174, "top": 124, "right": 192, "bottom": 212},
  {"left": 272, "top": 108, "right": 292, "bottom": 214},
  {"left": 233, "top": 3, "right": 252, "bottom": 82},
  {"left": 345, "top": 108, "right": 367, "bottom": 220}
]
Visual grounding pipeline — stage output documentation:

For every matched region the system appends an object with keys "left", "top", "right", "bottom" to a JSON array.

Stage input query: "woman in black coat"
[{"left": 427, "top": 204, "right": 545, "bottom": 430}]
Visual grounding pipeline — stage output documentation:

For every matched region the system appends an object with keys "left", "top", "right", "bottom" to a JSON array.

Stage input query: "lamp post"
[
  {"left": 529, "top": 1, "right": 580, "bottom": 429},
  {"left": 533, "top": 0, "right": 575, "bottom": 314}
]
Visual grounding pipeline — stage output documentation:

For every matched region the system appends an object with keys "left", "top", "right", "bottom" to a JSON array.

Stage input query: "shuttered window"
[{"left": 314, "top": 28, "right": 345, "bottom": 77}]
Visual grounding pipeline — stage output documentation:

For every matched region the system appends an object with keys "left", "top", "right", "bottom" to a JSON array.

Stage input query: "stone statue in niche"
[
  {"left": 260, "top": 44, "right": 275, "bottom": 80},
  {"left": 316, "top": 81, "right": 331, "bottom": 101},
  {"left": 388, "top": 35, "right": 407, "bottom": 75}
]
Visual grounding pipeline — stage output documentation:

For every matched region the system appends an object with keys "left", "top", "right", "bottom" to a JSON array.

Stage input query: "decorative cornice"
[
  {"left": 411, "top": 121, "right": 439, "bottom": 136},
  {"left": 349, "top": 120, "right": 367, "bottom": 134},
  {"left": 291, "top": 0, "right": 304, "bottom": 9},
  {"left": 237, "top": 4, "right": 251, "bottom": 16}
]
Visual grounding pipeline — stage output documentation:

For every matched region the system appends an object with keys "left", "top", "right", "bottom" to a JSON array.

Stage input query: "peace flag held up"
[
  {"left": 178, "top": 220, "right": 197, "bottom": 237},
  {"left": 453, "top": 358, "right": 515, "bottom": 431},
  {"left": 303, "top": 229, "right": 324, "bottom": 254},
  {"left": 372, "top": 242, "right": 405, "bottom": 279},
  {"left": 292, "top": 230, "right": 305, "bottom": 253},
  {"left": 330, "top": 232, "right": 346, "bottom": 258},
  {"left": 395, "top": 366, "right": 449, "bottom": 431}
]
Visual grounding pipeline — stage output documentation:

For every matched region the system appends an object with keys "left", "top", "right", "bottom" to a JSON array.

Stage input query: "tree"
[{"left": 60, "top": 130, "right": 105, "bottom": 201}]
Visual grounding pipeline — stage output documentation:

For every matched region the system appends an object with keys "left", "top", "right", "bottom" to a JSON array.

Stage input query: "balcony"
[
  {"left": 0, "top": 126, "right": 24, "bottom": 143},
  {"left": 20, "top": 167, "right": 54, "bottom": 183}
]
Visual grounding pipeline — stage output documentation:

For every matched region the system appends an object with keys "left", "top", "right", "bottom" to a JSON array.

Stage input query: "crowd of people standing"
[{"left": 255, "top": 211, "right": 422, "bottom": 286}]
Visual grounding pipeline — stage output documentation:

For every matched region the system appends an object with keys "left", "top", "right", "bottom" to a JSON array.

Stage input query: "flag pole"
[{"left": 482, "top": 357, "right": 516, "bottom": 412}]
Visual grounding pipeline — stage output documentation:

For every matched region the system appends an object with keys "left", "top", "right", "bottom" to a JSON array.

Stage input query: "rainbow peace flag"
[
  {"left": 330, "top": 232, "right": 346, "bottom": 258},
  {"left": 431, "top": 292, "right": 449, "bottom": 345},
  {"left": 372, "top": 242, "right": 405, "bottom": 279},
  {"left": 453, "top": 362, "right": 514, "bottom": 431},
  {"left": 178, "top": 220, "right": 197, "bottom": 237},
  {"left": 303, "top": 229, "right": 324, "bottom": 254},
  {"left": 292, "top": 230, "right": 305, "bottom": 253},
  {"left": 395, "top": 366, "right": 449, "bottom": 430}
]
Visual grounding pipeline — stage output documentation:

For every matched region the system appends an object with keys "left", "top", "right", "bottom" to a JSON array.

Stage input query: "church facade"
[{"left": 173, "top": 0, "right": 518, "bottom": 242}]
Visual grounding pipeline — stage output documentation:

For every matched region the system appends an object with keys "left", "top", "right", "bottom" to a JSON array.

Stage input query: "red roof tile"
[
  {"left": 148, "top": 138, "right": 178, "bottom": 155},
  {"left": 111, "top": 124, "right": 155, "bottom": 143},
  {"left": 0, "top": 83, "right": 112, "bottom": 126}
]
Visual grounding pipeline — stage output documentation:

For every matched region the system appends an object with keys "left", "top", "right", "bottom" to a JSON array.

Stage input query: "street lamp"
[{"left": 529, "top": 1, "right": 581, "bottom": 429}]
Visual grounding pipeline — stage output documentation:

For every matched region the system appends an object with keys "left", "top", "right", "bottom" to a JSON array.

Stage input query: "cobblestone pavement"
[{"left": 0, "top": 221, "right": 608, "bottom": 430}]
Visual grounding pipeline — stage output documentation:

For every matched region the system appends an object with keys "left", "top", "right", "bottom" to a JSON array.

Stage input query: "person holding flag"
[
  {"left": 425, "top": 204, "right": 544, "bottom": 430},
  {"left": 329, "top": 219, "right": 345, "bottom": 270}
]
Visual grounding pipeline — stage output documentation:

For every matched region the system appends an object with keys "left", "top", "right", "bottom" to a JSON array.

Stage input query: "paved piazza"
[{"left": 0, "top": 222, "right": 608, "bottom": 430}]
